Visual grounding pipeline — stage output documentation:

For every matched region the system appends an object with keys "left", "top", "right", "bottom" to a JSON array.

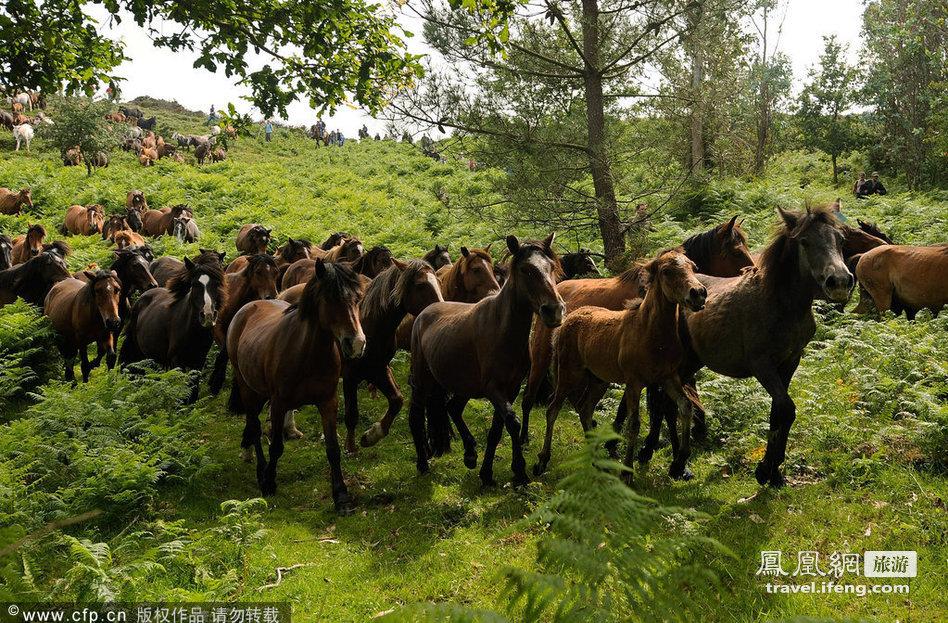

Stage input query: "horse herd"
[{"left": 1, "top": 193, "right": 946, "bottom": 513}]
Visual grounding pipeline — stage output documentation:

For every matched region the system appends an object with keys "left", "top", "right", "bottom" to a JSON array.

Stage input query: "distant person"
[
  {"left": 374, "top": 133, "right": 381, "bottom": 141},
  {"left": 337, "top": 131, "right": 345, "bottom": 147},
  {"left": 207, "top": 105, "right": 217, "bottom": 125},
  {"left": 264, "top": 120, "right": 273, "bottom": 142},
  {"left": 866, "top": 172, "right": 887, "bottom": 196},
  {"left": 853, "top": 172, "right": 868, "bottom": 197},
  {"left": 830, "top": 197, "right": 849, "bottom": 223}
]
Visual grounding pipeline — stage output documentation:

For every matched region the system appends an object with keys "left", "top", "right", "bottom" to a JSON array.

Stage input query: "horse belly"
[{"left": 893, "top": 254, "right": 948, "bottom": 309}]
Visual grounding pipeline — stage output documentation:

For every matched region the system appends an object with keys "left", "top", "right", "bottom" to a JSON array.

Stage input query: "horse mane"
[
  {"left": 681, "top": 220, "right": 748, "bottom": 271},
  {"left": 349, "top": 245, "right": 391, "bottom": 274},
  {"left": 26, "top": 223, "right": 46, "bottom": 239},
  {"left": 43, "top": 240, "right": 71, "bottom": 257},
  {"left": 295, "top": 261, "right": 361, "bottom": 320},
  {"left": 166, "top": 260, "right": 225, "bottom": 301},
  {"left": 360, "top": 261, "right": 405, "bottom": 329},
  {"left": 757, "top": 207, "right": 840, "bottom": 292},
  {"left": 508, "top": 240, "right": 563, "bottom": 280},
  {"left": 320, "top": 232, "right": 350, "bottom": 250},
  {"left": 856, "top": 219, "right": 894, "bottom": 244}
]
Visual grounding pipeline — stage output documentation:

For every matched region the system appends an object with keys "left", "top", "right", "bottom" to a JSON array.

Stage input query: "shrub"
[{"left": 0, "top": 300, "right": 60, "bottom": 412}]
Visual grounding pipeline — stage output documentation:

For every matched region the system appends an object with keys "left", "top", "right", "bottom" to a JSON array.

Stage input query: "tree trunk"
[
  {"left": 688, "top": 3, "right": 706, "bottom": 173},
  {"left": 581, "top": 0, "right": 625, "bottom": 269},
  {"left": 831, "top": 153, "right": 838, "bottom": 186},
  {"left": 753, "top": 6, "right": 769, "bottom": 174}
]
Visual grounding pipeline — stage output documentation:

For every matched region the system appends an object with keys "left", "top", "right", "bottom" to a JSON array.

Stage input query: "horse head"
[{"left": 505, "top": 233, "right": 565, "bottom": 328}]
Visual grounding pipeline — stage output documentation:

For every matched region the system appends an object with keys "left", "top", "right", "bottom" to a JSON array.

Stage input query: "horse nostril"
[{"left": 691, "top": 287, "right": 706, "bottom": 300}]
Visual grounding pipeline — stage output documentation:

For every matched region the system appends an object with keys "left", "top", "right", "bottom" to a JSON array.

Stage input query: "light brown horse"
[
  {"left": 63, "top": 204, "right": 105, "bottom": 236},
  {"left": 853, "top": 244, "right": 948, "bottom": 319},
  {"left": 11, "top": 224, "right": 46, "bottom": 264},
  {"left": 644, "top": 207, "right": 853, "bottom": 486},
  {"left": 235, "top": 224, "right": 272, "bottom": 255},
  {"left": 408, "top": 235, "right": 564, "bottom": 486},
  {"left": 269, "top": 239, "right": 374, "bottom": 289},
  {"left": 44, "top": 271, "right": 122, "bottom": 382},
  {"left": 226, "top": 259, "right": 366, "bottom": 511},
  {"left": 324, "top": 236, "right": 365, "bottom": 263},
  {"left": 520, "top": 217, "right": 754, "bottom": 444},
  {"left": 0, "top": 188, "right": 33, "bottom": 215},
  {"left": 536, "top": 249, "right": 707, "bottom": 478},
  {"left": 114, "top": 230, "right": 147, "bottom": 250},
  {"left": 395, "top": 245, "right": 500, "bottom": 349},
  {"left": 102, "top": 215, "right": 129, "bottom": 241},
  {"left": 142, "top": 204, "right": 192, "bottom": 237},
  {"left": 208, "top": 254, "right": 281, "bottom": 395}
]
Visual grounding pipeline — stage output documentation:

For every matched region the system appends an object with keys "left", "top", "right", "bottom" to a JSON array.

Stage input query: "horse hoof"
[
  {"left": 637, "top": 447, "right": 654, "bottom": 465},
  {"left": 345, "top": 442, "right": 358, "bottom": 456},
  {"left": 334, "top": 493, "right": 356, "bottom": 515},
  {"left": 284, "top": 427, "right": 305, "bottom": 440},
  {"left": 360, "top": 423, "right": 384, "bottom": 447},
  {"left": 480, "top": 477, "right": 497, "bottom": 489},
  {"left": 669, "top": 464, "right": 693, "bottom": 481},
  {"left": 754, "top": 462, "right": 771, "bottom": 486},
  {"left": 463, "top": 452, "right": 478, "bottom": 470}
]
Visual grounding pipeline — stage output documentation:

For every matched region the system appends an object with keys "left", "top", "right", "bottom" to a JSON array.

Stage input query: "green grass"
[{"left": 0, "top": 101, "right": 945, "bottom": 621}]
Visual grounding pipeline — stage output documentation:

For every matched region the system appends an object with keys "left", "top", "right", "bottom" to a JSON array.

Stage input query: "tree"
[
  {"left": 749, "top": 0, "right": 792, "bottom": 174},
  {"left": 41, "top": 98, "right": 119, "bottom": 176},
  {"left": 0, "top": 1, "right": 421, "bottom": 117},
  {"left": 392, "top": 0, "right": 696, "bottom": 268},
  {"left": 860, "top": 0, "right": 947, "bottom": 188},
  {"left": 798, "top": 36, "right": 860, "bottom": 186}
]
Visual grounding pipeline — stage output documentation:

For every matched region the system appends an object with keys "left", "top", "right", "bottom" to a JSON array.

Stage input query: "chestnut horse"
[
  {"left": 150, "top": 250, "right": 226, "bottom": 287},
  {"left": 227, "top": 237, "right": 313, "bottom": 277},
  {"left": 341, "top": 260, "right": 444, "bottom": 453},
  {"left": 536, "top": 249, "right": 707, "bottom": 478},
  {"left": 126, "top": 190, "right": 148, "bottom": 212},
  {"left": 0, "top": 188, "right": 33, "bottom": 215},
  {"left": 644, "top": 207, "right": 853, "bottom": 486},
  {"left": 114, "top": 230, "right": 148, "bottom": 250},
  {"left": 142, "top": 204, "right": 192, "bottom": 237},
  {"left": 852, "top": 244, "right": 948, "bottom": 319},
  {"left": 0, "top": 235, "right": 12, "bottom": 270},
  {"left": 408, "top": 235, "right": 564, "bottom": 486},
  {"left": 11, "top": 224, "right": 46, "bottom": 264},
  {"left": 226, "top": 259, "right": 365, "bottom": 510},
  {"left": 422, "top": 244, "right": 452, "bottom": 270},
  {"left": 63, "top": 204, "right": 105, "bottom": 236},
  {"left": 520, "top": 216, "right": 754, "bottom": 444},
  {"left": 208, "top": 254, "right": 281, "bottom": 395},
  {"left": 120, "top": 257, "right": 226, "bottom": 402},
  {"left": 235, "top": 224, "right": 272, "bottom": 255},
  {"left": 44, "top": 271, "right": 122, "bottom": 382},
  {"left": 102, "top": 215, "right": 128, "bottom": 241},
  {"left": 0, "top": 250, "right": 70, "bottom": 307},
  {"left": 324, "top": 236, "right": 365, "bottom": 263}
]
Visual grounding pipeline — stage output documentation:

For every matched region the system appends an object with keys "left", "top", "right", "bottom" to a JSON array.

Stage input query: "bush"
[{"left": 0, "top": 300, "right": 61, "bottom": 412}]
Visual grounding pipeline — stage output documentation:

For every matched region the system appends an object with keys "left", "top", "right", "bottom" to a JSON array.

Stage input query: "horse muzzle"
[
  {"left": 686, "top": 286, "right": 707, "bottom": 312},
  {"left": 200, "top": 311, "right": 218, "bottom": 328},
  {"left": 822, "top": 270, "right": 855, "bottom": 303},
  {"left": 105, "top": 318, "right": 122, "bottom": 331},
  {"left": 539, "top": 302, "right": 565, "bottom": 328},
  {"left": 340, "top": 334, "right": 367, "bottom": 360}
]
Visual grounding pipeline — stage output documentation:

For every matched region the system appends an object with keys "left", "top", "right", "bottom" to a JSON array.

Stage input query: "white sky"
[{"left": 92, "top": 0, "right": 866, "bottom": 135}]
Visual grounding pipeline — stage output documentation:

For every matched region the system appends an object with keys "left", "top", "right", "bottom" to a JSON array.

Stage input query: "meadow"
[{"left": 0, "top": 101, "right": 946, "bottom": 622}]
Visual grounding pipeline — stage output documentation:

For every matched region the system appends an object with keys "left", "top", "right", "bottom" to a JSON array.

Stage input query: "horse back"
[{"left": 860, "top": 245, "right": 948, "bottom": 309}]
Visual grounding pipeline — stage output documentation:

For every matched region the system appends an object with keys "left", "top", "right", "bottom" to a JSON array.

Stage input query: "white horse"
[
  {"left": 209, "top": 125, "right": 221, "bottom": 136},
  {"left": 13, "top": 124, "right": 34, "bottom": 151},
  {"left": 128, "top": 126, "right": 142, "bottom": 139},
  {"left": 13, "top": 93, "right": 31, "bottom": 111},
  {"left": 34, "top": 112, "right": 53, "bottom": 125}
]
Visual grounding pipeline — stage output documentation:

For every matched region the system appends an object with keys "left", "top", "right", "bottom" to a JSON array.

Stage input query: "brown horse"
[
  {"left": 395, "top": 245, "right": 500, "bottom": 349},
  {"left": 535, "top": 249, "right": 707, "bottom": 478},
  {"left": 142, "top": 204, "right": 193, "bottom": 237},
  {"left": 0, "top": 235, "right": 12, "bottom": 271},
  {"left": 644, "top": 207, "right": 853, "bottom": 486},
  {"left": 208, "top": 254, "right": 281, "bottom": 395},
  {"left": 102, "top": 215, "right": 129, "bottom": 241},
  {"left": 320, "top": 232, "right": 350, "bottom": 250},
  {"left": 408, "top": 235, "right": 564, "bottom": 486},
  {"left": 341, "top": 260, "right": 444, "bottom": 453},
  {"left": 0, "top": 250, "right": 70, "bottom": 308},
  {"left": 520, "top": 216, "right": 754, "bottom": 444},
  {"left": 235, "top": 224, "right": 272, "bottom": 255},
  {"left": 44, "top": 271, "right": 122, "bottom": 382},
  {"left": 852, "top": 244, "right": 948, "bottom": 319},
  {"left": 11, "top": 224, "right": 46, "bottom": 264},
  {"left": 226, "top": 259, "right": 365, "bottom": 510},
  {"left": 422, "top": 244, "right": 452, "bottom": 270},
  {"left": 324, "top": 236, "right": 365, "bottom": 263},
  {"left": 114, "top": 230, "right": 148, "bottom": 250},
  {"left": 0, "top": 188, "right": 33, "bottom": 215},
  {"left": 226, "top": 237, "right": 312, "bottom": 276},
  {"left": 126, "top": 190, "right": 148, "bottom": 212},
  {"left": 344, "top": 245, "right": 394, "bottom": 278},
  {"left": 150, "top": 250, "right": 226, "bottom": 287},
  {"left": 63, "top": 204, "right": 105, "bottom": 236}
]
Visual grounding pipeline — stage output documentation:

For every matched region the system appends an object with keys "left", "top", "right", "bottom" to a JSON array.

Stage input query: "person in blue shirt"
[
  {"left": 265, "top": 120, "right": 273, "bottom": 142},
  {"left": 337, "top": 131, "right": 345, "bottom": 147}
]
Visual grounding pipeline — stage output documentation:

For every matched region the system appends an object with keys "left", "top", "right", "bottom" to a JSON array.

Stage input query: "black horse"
[{"left": 0, "top": 250, "right": 70, "bottom": 307}]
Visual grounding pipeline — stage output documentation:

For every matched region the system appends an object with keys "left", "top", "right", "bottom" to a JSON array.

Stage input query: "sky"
[{"left": 91, "top": 0, "right": 866, "bottom": 136}]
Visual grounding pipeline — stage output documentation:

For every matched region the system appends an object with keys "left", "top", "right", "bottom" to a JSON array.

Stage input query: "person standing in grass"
[{"left": 265, "top": 120, "right": 273, "bottom": 143}]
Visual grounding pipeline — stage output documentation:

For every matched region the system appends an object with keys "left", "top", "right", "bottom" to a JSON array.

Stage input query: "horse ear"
[
  {"left": 314, "top": 258, "right": 328, "bottom": 278},
  {"left": 506, "top": 235, "right": 520, "bottom": 256},
  {"left": 543, "top": 232, "right": 555, "bottom": 252},
  {"left": 393, "top": 258, "right": 408, "bottom": 270},
  {"left": 83, "top": 271, "right": 96, "bottom": 280},
  {"left": 484, "top": 242, "right": 493, "bottom": 253},
  {"left": 460, "top": 246, "right": 470, "bottom": 257},
  {"left": 776, "top": 207, "right": 799, "bottom": 230},
  {"left": 217, "top": 252, "right": 226, "bottom": 262},
  {"left": 721, "top": 215, "right": 738, "bottom": 236},
  {"left": 184, "top": 257, "right": 195, "bottom": 271}
]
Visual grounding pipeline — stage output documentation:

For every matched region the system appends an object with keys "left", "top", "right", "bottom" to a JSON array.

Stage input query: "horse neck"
[
  {"left": 633, "top": 278, "right": 681, "bottom": 346},
  {"left": 759, "top": 236, "right": 815, "bottom": 313},
  {"left": 487, "top": 274, "right": 536, "bottom": 338}
]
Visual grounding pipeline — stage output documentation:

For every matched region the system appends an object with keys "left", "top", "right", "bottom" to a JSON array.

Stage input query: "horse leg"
[
  {"left": 753, "top": 362, "right": 797, "bottom": 488},
  {"left": 105, "top": 330, "right": 118, "bottom": 370},
  {"left": 208, "top": 347, "right": 229, "bottom": 395},
  {"left": 534, "top": 390, "right": 567, "bottom": 476},
  {"left": 361, "top": 366, "right": 403, "bottom": 448},
  {"left": 446, "top": 396, "right": 477, "bottom": 469},
  {"left": 663, "top": 377, "right": 694, "bottom": 481},
  {"left": 685, "top": 375, "right": 707, "bottom": 442},
  {"left": 79, "top": 343, "right": 92, "bottom": 383},
  {"left": 342, "top": 373, "right": 360, "bottom": 454},
  {"left": 318, "top": 396, "right": 354, "bottom": 514},
  {"left": 498, "top": 400, "right": 529, "bottom": 487},
  {"left": 261, "top": 398, "right": 289, "bottom": 496},
  {"left": 621, "top": 384, "right": 643, "bottom": 485},
  {"left": 479, "top": 409, "right": 507, "bottom": 488},
  {"left": 609, "top": 389, "right": 628, "bottom": 458},
  {"left": 427, "top": 386, "right": 451, "bottom": 457},
  {"left": 408, "top": 389, "right": 431, "bottom": 474},
  {"left": 61, "top": 342, "right": 77, "bottom": 383},
  {"left": 520, "top": 335, "right": 552, "bottom": 446}
]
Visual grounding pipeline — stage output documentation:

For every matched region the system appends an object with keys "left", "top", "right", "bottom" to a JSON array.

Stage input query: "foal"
[
  {"left": 11, "top": 224, "right": 46, "bottom": 264},
  {"left": 44, "top": 271, "right": 122, "bottom": 382},
  {"left": 226, "top": 260, "right": 365, "bottom": 511},
  {"left": 408, "top": 235, "right": 564, "bottom": 486},
  {"left": 536, "top": 250, "right": 707, "bottom": 478}
]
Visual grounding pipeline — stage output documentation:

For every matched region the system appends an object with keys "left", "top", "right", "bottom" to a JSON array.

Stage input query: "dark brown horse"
[
  {"left": 226, "top": 259, "right": 365, "bottom": 511},
  {"left": 344, "top": 245, "right": 394, "bottom": 279},
  {"left": 520, "top": 216, "right": 754, "bottom": 444},
  {"left": 44, "top": 271, "right": 122, "bottom": 382},
  {"left": 63, "top": 204, "right": 105, "bottom": 236},
  {"left": 0, "top": 235, "right": 12, "bottom": 271},
  {"left": 208, "top": 254, "right": 281, "bottom": 395},
  {"left": 644, "top": 207, "right": 853, "bottom": 485},
  {"left": 408, "top": 235, "right": 564, "bottom": 486},
  {"left": 320, "top": 232, "right": 350, "bottom": 250},
  {"left": 120, "top": 257, "right": 227, "bottom": 402},
  {"left": 124, "top": 208, "right": 144, "bottom": 233},
  {"left": 341, "top": 260, "right": 444, "bottom": 453},
  {"left": 559, "top": 248, "right": 601, "bottom": 279},
  {"left": 142, "top": 204, "right": 193, "bottom": 237},
  {"left": 535, "top": 249, "right": 707, "bottom": 478},
  {"left": 422, "top": 244, "right": 452, "bottom": 270},
  {"left": 126, "top": 190, "right": 148, "bottom": 212},
  {"left": 0, "top": 250, "right": 70, "bottom": 308},
  {"left": 150, "top": 250, "right": 226, "bottom": 287},
  {"left": 324, "top": 236, "right": 365, "bottom": 263},
  {"left": 235, "top": 224, "right": 272, "bottom": 255},
  {"left": 11, "top": 224, "right": 46, "bottom": 264}
]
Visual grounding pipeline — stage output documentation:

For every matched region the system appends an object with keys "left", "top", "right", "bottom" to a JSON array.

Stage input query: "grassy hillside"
[{"left": 1, "top": 101, "right": 946, "bottom": 621}]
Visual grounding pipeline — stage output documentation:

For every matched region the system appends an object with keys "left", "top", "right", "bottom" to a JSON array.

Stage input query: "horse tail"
[
  {"left": 426, "top": 390, "right": 452, "bottom": 457},
  {"left": 208, "top": 346, "right": 228, "bottom": 395}
]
